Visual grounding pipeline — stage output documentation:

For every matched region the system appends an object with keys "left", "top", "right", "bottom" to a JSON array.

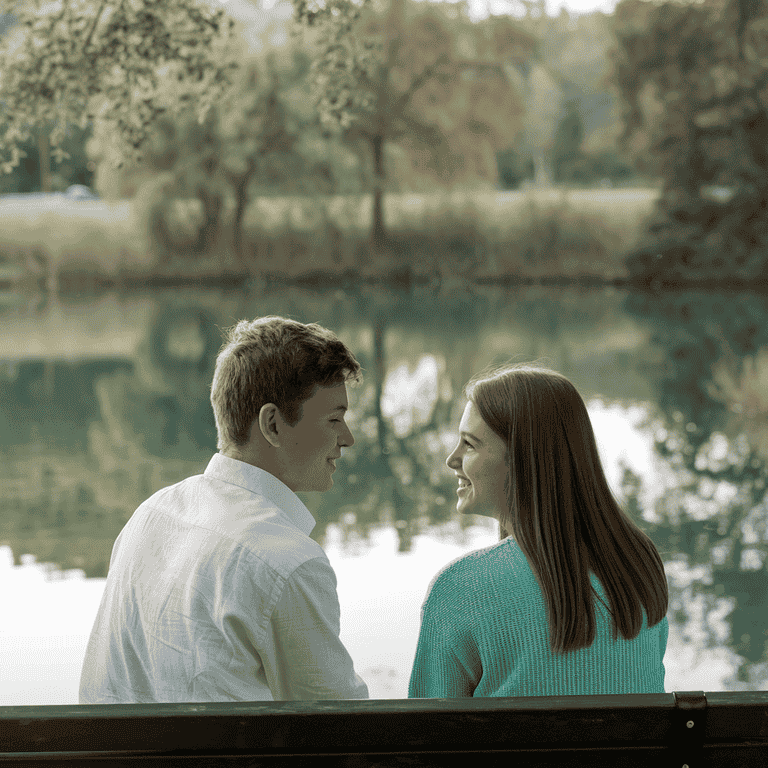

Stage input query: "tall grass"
[{"left": 0, "top": 188, "right": 659, "bottom": 286}]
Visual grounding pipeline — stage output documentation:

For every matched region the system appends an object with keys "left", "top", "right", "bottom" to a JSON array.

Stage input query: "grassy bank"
[{"left": 0, "top": 188, "right": 660, "bottom": 290}]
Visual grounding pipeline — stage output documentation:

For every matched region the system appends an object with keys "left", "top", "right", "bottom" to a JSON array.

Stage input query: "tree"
[
  {"left": 516, "top": 61, "right": 564, "bottom": 187},
  {"left": 496, "top": 144, "right": 534, "bottom": 189},
  {"left": 292, "top": 0, "right": 533, "bottom": 258},
  {"left": 91, "top": 47, "right": 356, "bottom": 265},
  {"left": 553, "top": 98, "right": 584, "bottom": 183},
  {"left": 612, "top": 0, "right": 768, "bottom": 285},
  {"left": 0, "top": 0, "right": 240, "bottom": 175},
  {"left": 502, "top": 7, "right": 640, "bottom": 189}
]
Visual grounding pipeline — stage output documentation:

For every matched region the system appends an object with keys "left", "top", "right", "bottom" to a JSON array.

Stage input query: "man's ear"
[{"left": 258, "top": 403, "right": 281, "bottom": 448}]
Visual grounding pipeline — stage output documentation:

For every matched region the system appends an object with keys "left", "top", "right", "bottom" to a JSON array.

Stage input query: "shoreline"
[{"left": 2, "top": 270, "right": 765, "bottom": 294}]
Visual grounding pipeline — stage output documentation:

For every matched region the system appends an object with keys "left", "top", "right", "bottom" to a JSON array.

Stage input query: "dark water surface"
[{"left": 1, "top": 284, "right": 767, "bottom": 690}]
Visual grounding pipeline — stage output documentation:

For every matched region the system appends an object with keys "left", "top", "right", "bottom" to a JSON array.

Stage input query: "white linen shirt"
[{"left": 79, "top": 453, "right": 369, "bottom": 703}]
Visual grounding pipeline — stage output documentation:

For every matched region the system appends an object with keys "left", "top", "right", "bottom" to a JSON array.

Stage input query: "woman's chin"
[{"left": 457, "top": 502, "right": 497, "bottom": 520}]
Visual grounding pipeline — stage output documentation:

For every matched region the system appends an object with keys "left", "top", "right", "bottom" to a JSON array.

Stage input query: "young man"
[{"left": 79, "top": 316, "right": 369, "bottom": 703}]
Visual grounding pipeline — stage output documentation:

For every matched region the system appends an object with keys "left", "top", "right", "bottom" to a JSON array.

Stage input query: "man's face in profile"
[{"left": 279, "top": 382, "right": 355, "bottom": 492}]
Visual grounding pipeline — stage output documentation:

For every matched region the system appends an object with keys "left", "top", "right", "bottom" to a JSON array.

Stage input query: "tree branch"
[
  {"left": 84, "top": 0, "right": 122, "bottom": 52},
  {"left": 392, "top": 52, "right": 451, "bottom": 117}
]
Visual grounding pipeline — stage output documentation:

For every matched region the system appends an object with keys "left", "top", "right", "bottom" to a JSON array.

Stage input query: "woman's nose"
[
  {"left": 341, "top": 422, "right": 355, "bottom": 447},
  {"left": 446, "top": 446, "right": 460, "bottom": 469}
]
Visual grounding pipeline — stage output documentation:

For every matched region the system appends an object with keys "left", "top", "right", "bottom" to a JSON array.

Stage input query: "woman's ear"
[{"left": 258, "top": 403, "right": 281, "bottom": 447}]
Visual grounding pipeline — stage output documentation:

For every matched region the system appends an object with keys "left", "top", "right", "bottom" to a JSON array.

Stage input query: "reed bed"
[{"left": 0, "top": 188, "right": 660, "bottom": 285}]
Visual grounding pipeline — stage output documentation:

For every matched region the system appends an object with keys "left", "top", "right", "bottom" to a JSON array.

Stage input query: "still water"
[{"left": 1, "top": 284, "right": 767, "bottom": 702}]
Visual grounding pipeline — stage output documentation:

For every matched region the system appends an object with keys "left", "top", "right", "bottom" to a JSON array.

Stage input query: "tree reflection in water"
[
  {"left": 1, "top": 284, "right": 766, "bottom": 688},
  {"left": 623, "top": 291, "right": 768, "bottom": 689}
]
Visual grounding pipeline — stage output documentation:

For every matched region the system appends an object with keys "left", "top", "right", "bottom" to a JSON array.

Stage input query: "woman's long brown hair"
[{"left": 467, "top": 364, "right": 668, "bottom": 655}]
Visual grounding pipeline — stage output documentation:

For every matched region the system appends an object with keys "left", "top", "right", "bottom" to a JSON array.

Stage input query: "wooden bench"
[{"left": 1, "top": 690, "right": 766, "bottom": 766}]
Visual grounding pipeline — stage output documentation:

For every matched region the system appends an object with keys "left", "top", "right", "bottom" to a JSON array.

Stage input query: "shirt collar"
[{"left": 204, "top": 453, "right": 316, "bottom": 536}]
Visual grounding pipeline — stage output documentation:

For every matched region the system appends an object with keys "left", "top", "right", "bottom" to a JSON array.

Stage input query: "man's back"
[{"left": 79, "top": 454, "right": 369, "bottom": 703}]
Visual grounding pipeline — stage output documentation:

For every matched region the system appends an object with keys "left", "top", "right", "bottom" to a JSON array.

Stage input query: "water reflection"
[
  {"left": 623, "top": 291, "right": 768, "bottom": 689},
  {"left": 1, "top": 284, "right": 766, "bottom": 689}
]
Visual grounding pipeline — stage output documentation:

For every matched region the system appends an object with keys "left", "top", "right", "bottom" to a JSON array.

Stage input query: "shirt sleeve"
[
  {"left": 408, "top": 591, "right": 481, "bottom": 698},
  {"left": 263, "top": 557, "right": 369, "bottom": 701}
]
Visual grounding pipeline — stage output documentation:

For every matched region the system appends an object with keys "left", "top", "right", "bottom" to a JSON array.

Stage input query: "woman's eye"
[{"left": 462, "top": 439, "right": 473, "bottom": 449}]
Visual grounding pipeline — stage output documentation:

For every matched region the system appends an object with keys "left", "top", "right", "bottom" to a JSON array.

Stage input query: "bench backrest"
[{"left": 2, "top": 691, "right": 767, "bottom": 766}]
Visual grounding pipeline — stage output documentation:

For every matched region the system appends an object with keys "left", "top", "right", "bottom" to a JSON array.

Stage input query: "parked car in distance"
[{"left": 64, "top": 185, "right": 99, "bottom": 200}]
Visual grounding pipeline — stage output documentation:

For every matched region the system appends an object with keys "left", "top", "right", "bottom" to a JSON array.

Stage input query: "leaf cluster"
[
  {"left": 97, "top": 47, "right": 361, "bottom": 260},
  {"left": 0, "top": 0, "right": 240, "bottom": 173},
  {"left": 292, "top": 0, "right": 533, "bottom": 188},
  {"left": 612, "top": 0, "right": 768, "bottom": 283}
]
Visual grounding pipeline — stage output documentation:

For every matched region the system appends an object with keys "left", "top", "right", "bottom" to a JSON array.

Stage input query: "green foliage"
[
  {"left": 291, "top": 0, "right": 534, "bottom": 247},
  {"left": 0, "top": 130, "right": 39, "bottom": 193},
  {"left": 49, "top": 124, "right": 95, "bottom": 189},
  {"left": 571, "top": 150, "right": 636, "bottom": 187},
  {"left": 510, "top": 7, "right": 638, "bottom": 186},
  {"left": 553, "top": 99, "right": 584, "bottom": 182},
  {"left": 498, "top": 132, "right": 636, "bottom": 190},
  {"left": 94, "top": 47, "right": 360, "bottom": 263},
  {"left": 0, "top": 0, "right": 240, "bottom": 173},
  {"left": 496, "top": 145, "right": 534, "bottom": 189},
  {"left": 0, "top": 122, "right": 94, "bottom": 193},
  {"left": 613, "top": 0, "right": 768, "bottom": 284}
]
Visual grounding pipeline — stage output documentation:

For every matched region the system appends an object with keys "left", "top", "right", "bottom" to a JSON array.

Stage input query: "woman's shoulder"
[{"left": 423, "top": 537, "right": 520, "bottom": 600}]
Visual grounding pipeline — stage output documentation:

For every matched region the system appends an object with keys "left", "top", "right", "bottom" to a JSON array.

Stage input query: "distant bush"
[
  {"left": 558, "top": 150, "right": 638, "bottom": 188},
  {"left": 496, "top": 146, "right": 534, "bottom": 190},
  {"left": 0, "top": 188, "right": 658, "bottom": 284},
  {"left": 0, "top": 123, "right": 94, "bottom": 194},
  {"left": 497, "top": 145, "right": 639, "bottom": 191}
]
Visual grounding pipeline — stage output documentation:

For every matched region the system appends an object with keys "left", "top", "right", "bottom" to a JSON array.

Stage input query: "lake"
[{"left": 1, "top": 283, "right": 766, "bottom": 703}]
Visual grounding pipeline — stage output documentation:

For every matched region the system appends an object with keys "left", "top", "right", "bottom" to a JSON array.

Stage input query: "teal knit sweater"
[{"left": 408, "top": 537, "right": 668, "bottom": 698}]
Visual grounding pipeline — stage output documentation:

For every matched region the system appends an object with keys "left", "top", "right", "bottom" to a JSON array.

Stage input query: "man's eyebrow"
[{"left": 461, "top": 431, "right": 482, "bottom": 444}]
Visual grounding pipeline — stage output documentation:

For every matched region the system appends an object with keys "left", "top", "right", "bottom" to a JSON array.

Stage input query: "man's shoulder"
[
  {"left": 132, "top": 468, "right": 328, "bottom": 574},
  {"left": 139, "top": 472, "right": 205, "bottom": 503},
  {"left": 198, "top": 481, "right": 330, "bottom": 573},
  {"left": 209, "top": 518, "right": 329, "bottom": 597},
  {"left": 241, "top": 517, "right": 327, "bottom": 566}
]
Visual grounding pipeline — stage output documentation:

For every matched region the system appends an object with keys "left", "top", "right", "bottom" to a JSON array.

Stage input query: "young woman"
[{"left": 408, "top": 364, "right": 669, "bottom": 698}]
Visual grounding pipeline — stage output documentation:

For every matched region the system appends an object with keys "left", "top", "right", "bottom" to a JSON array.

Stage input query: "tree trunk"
[
  {"left": 232, "top": 183, "right": 246, "bottom": 266},
  {"left": 371, "top": 134, "right": 386, "bottom": 256},
  {"left": 231, "top": 163, "right": 256, "bottom": 266},
  {"left": 373, "top": 316, "right": 387, "bottom": 457},
  {"left": 194, "top": 188, "right": 222, "bottom": 257},
  {"left": 38, "top": 128, "right": 51, "bottom": 193},
  {"left": 532, "top": 149, "right": 553, "bottom": 188}
]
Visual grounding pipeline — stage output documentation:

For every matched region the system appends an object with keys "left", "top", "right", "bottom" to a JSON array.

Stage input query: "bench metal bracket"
[{"left": 672, "top": 690, "right": 708, "bottom": 768}]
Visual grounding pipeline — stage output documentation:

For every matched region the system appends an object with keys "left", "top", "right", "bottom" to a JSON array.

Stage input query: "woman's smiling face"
[{"left": 446, "top": 401, "right": 508, "bottom": 519}]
